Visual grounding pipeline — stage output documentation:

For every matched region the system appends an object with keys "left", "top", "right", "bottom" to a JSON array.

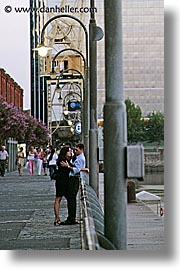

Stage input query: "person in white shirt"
[
  {"left": 0, "top": 146, "right": 9, "bottom": 177},
  {"left": 36, "top": 147, "right": 43, "bottom": 176},
  {"left": 47, "top": 148, "right": 58, "bottom": 180}
]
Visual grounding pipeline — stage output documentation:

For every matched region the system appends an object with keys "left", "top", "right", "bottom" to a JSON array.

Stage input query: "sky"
[{"left": 0, "top": 0, "right": 30, "bottom": 109}]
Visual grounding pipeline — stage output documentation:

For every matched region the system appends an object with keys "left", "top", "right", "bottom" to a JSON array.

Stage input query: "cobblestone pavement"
[{"left": 0, "top": 169, "right": 81, "bottom": 250}]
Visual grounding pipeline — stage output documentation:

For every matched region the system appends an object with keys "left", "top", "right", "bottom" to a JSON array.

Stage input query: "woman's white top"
[
  {"left": 28, "top": 152, "right": 35, "bottom": 161},
  {"left": 47, "top": 153, "right": 58, "bottom": 165}
]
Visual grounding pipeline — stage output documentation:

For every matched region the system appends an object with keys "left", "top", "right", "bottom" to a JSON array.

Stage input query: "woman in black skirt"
[{"left": 54, "top": 147, "right": 72, "bottom": 225}]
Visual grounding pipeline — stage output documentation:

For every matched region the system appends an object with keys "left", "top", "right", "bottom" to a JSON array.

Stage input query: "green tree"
[
  {"left": 125, "top": 98, "right": 144, "bottom": 144},
  {"left": 144, "top": 111, "right": 164, "bottom": 148}
]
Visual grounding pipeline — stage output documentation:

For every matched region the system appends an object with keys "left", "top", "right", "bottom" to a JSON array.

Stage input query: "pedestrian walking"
[
  {"left": 0, "top": 146, "right": 9, "bottom": 177},
  {"left": 28, "top": 146, "right": 36, "bottom": 175},
  {"left": 60, "top": 143, "right": 87, "bottom": 225},
  {"left": 47, "top": 148, "right": 58, "bottom": 180},
  {"left": 36, "top": 147, "right": 43, "bottom": 176},
  {"left": 41, "top": 149, "right": 48, "bottom": 176},
  {"left": 16, "top": 147, "right": 24, "bottom": 176},
  {"left": 53, "top": 147, "right": 72, "bottom": 226}
]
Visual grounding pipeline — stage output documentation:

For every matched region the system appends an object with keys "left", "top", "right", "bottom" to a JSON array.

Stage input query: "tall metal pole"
[
  {"left": 104, "top": 0, "right": 127, "bottom": 249},
  {"left": 84, "top": 65, "right": 89, "bottom": 167},
  {"left": 39, "top": 14, "right": 89, "bottom": 161},
  {"left": 89, "top": 0, "right": 99, "bottom": 195}
]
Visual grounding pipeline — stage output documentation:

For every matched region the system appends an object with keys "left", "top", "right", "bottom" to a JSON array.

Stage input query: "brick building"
[{"left": 0, "top": 68, "right": 23, "bottom": 109}]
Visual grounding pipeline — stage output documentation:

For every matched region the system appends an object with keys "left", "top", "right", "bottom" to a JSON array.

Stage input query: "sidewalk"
[
  {"left": 99, "top": 173, "right": 165, "bottom": 250},
  {"left": 0, "top": 169, "right": 81, "bottom": 250},
  {"left": 0, "top": 170, "right": 164, "bottom": 250}
]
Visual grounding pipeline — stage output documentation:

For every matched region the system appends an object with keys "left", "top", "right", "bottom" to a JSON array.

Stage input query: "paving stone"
[{"left": 0, "top": 170, "right": 81, "bottom": 250}]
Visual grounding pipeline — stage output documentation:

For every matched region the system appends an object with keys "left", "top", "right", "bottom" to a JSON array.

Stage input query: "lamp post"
[
  {"left": 51, "top": 48, "right": 86, "bottom": 73},
  {"left": 50, "top": 48, "right": 88, "bottom": 161},
  {"left": 89, "top": 0, "right": 104, "bottom": 195},
  {"left": 55, "top": 68, "right": 84, "bottom": 141},
  {"left": 37, "top": 14, "right": 89, "bottom": 164},
  {"left": 48, "top": 69, "right": 83, "bottom": 145},
  {"left": 104, "top": 0, "right": 127, "bottom": 249}
]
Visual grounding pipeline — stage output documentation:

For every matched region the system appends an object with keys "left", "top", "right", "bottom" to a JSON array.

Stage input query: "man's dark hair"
[
  {"left": 76, "top": 143, "right": 84, "bottom": 151},
  {"left": 64, "top": 142, "right": 72, "bottom": 148}
]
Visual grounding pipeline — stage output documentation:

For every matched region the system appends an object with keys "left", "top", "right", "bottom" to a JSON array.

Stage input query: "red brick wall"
[
  {"left": 0, "top": 69, "right": 6, "bottom": 99},
  {"left": 0, "top": 68, "right": 23, "bottom": 109},
  {"left": 10, "top": 77, "right": 15, "bottom": 105}
]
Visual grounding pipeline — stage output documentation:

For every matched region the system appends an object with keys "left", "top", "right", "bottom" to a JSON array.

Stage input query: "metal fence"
[{"left": 7, "top": 138, "right": 18, "bottom": 172}]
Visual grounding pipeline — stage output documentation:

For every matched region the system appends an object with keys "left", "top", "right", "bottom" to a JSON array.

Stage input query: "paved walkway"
[
  {"left": 0, "top": 169, "right": 81, "bottom": 250},
  {"left": 0, "top": 170, "right": 164, "bottom": 250},
  {"left": 99, "top": 173, "right": 164, "bottom": 250}
]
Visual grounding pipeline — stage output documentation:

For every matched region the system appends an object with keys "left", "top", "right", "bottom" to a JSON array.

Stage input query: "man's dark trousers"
[
  {"left": 66, "top": 176, "right": 80, "bottom": 222},
  {"left": 0, "top": 160, "right": 6, "bottom": 177}
]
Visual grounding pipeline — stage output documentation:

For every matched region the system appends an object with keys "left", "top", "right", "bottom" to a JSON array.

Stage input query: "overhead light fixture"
[
  {"left": 55, "top": 83, "right": 63, "bottom": 104},
  {"left": 67, "top": 120, "right": 73, "bottom": 126},
  {"left": 58, "top": 94, "right": 63, "bottom": 104},
  {"left": 34, "top": 44, "right": 52, "bottom": 57},
  {"left": 70, "top": 127, "right": 74, "bottom": 134},
  {"left": 55, "top": 83, "right": 61, "bottom": 93},
  {"left": 64, "top": 110, "right": 69, "bottom": 116}
]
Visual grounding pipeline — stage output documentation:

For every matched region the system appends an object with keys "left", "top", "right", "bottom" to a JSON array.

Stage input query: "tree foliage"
[
  {"left": 125, "top": 99, "right": 164, "bottom": 146},
  {"left": 0, "top": 96, "right": 49, "bottom": 146},
  {"left": 125, "top": 98, "right": 145, "bottom": 143},
  {"left": 144, "top": 111, "right": 164, "bottom": 147}
]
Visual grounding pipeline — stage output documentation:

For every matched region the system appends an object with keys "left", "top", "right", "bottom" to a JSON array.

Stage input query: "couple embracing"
[{"left": 54, "top": 143, "right": 89, "bottom": 226}]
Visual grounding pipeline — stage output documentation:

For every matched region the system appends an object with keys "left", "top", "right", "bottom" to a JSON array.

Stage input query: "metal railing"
[
  {"left": 80, "top": 174, "right": 100, "bottom": 250},
  {"left": 80, "top": 172, "right": 116, "bottom": 250}
]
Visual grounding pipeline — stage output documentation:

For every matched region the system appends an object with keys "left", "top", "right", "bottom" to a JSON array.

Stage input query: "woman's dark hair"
[{"left": 57, "top": 147, "right": 70, "bottom": 166}]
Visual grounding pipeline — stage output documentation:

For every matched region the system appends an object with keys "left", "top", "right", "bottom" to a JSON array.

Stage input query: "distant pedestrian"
[
  {"left": 0, "top": 146, "right": 9, "bottom": 177},
  {"left": 41, "top": 149, "right": 48, "bottom": 176},
  {"left": 53, "top": 147, "right": 72, "bottom": 225},
  {"left": 36, "top": 147, "right": 43, "bottom": 176},
  {"left": 47, "top": 148, "right": 58, "bottom": 180},
  {"left": 28, "top": 146, "right": 36, "bottom": 175},
  {"left": 16, "top": 147, "right": 24, "bottom": 176}
]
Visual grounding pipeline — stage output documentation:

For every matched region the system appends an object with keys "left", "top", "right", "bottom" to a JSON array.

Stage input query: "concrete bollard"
[{"left": 127, "top": 180, "right": 136, "bottom": 203}]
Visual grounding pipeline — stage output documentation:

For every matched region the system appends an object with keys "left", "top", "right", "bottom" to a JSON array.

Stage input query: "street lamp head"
[
  {"left": 55, "top": 83, "right": 61, "bottom": 93},
  {"left": 58, "top": 95, "right": 63, "bottom": 104},
  {"left": 67, "top": 120, "right": 73, "bottom": 126},
  {"left": 64, "top": 110, "right": 69, "bottom": 116},
  {"left": 35, "top": 44, "right": 52, "bottom": 57},
  {"left": 70, "top": 127, "right": 74, "bottom": 134},
  {"left": 55, "top": 83, "right": 63, "bottom": 104}
]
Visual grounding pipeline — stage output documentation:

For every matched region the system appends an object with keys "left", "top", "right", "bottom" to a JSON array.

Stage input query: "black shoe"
[
  {"left": 54, "top": 220, "right": 61, "bottom": 226},
  {"left": 61, "top": 220, "right": 79, "bottom": 225}
]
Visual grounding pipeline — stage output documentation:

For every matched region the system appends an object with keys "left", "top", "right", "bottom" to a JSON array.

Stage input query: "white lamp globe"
[{"left": 38, "top": 46, "right": 49, "bottom": 57}]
